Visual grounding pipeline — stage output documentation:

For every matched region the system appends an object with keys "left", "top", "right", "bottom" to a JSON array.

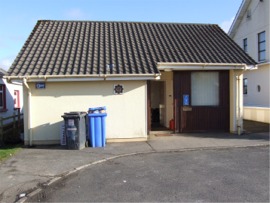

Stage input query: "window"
[
  {"left": 243, "top": 78, "right": 248, "bottom": 95},
  {"left": 0, "top": 84, "right": 7, "bottom": 111},
  {"left": 243, "top": 38, "right": 248, "bottom": 53},
  {"left": 258, "top": 31, "right": 266, "bottom": 62},
  {"left": 191, "top": 72, "right": 219, "bottom": 106}
]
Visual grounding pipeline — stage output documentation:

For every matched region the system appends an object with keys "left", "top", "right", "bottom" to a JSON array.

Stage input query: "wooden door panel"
[{"left": 174, "top": 71, "right": 229, "bottom": 133}]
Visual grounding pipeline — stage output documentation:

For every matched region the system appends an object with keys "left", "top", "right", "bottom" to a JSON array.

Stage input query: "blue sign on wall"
[
  {"left": 183, "top": 94, "right": 189, "bottom": 106},
  {"left": 36, "top": 82, "right": 46, "bottom": 89}
]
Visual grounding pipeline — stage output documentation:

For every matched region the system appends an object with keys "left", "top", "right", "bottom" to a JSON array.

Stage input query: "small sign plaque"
[
  {"left": 36, "top": 82, "right": 46, "bottom": 89},
  {"left": 183, "top": 106, "right": 192, "bottom": 111}
]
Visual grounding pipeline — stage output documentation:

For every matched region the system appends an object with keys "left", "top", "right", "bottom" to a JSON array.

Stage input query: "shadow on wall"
[{"left": 26, "top": 121, "right": 64, "bottom": 146}]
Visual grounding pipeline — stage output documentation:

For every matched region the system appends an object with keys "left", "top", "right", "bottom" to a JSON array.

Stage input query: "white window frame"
[
  {"left": 258, "top": 31, "right": 266, "bottom": 62},
  {"left": 243, "top": 38, "right": 248, "bottom": 53}
]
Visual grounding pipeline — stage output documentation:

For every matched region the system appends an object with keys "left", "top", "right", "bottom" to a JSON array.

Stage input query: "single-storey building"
[{"left": 6, "top": 20, "right": 256, "bottom": 145}]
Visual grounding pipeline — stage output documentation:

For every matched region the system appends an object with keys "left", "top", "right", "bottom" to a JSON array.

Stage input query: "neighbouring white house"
[
  {"left": 6, "top": 20, "right": 257, "bottom": 146},
  {"left": 0, "top": 68, "right": 23, "bottom": 124},
  {"left": 229, "top": 0, "right": 270, "bottom": 123}
]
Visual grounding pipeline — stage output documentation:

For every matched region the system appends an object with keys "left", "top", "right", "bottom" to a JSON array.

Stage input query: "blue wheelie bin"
[{"left": 87, "top": 107, "right": 107, "bottom": 147}]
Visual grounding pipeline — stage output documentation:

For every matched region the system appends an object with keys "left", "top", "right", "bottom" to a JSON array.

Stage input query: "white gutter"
[
  {"left": 5, "top": 79, "right": 22, "bottom": 86},
  {"left": 23, "top": 78, "right": 33, "bottom": 146},
  {"left": 6, "top": 73, "right": 161, "bottom": 82},
  {"left": 158, "top": 62, "right": 247, "bottom": 66},
  {"left": 157, "top": 62, "right": 254, "bottom": 71}
]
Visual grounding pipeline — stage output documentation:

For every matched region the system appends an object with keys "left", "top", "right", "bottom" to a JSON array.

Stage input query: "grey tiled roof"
[{"left": 8, "top": 20, "right": 256, "bottom": 76}]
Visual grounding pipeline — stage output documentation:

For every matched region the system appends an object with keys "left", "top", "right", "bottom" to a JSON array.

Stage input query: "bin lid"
[
  {"left": 62, "top": 111, "right": 87, "bottom": 118},
  {"left": 67, "top": 112, "right": 87, "bottom": 116},
  {"left": 89, "top": 106, "right": 106, "bottom": 111}
]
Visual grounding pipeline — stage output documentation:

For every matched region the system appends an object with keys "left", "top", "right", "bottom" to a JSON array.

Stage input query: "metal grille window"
[
  {"left": 191, "top": 72, "right": 219, "bottom": 106},
  {"left": 243, "top": 38, "right": 248, "bottom": 53},
  {"left": 258, "top": 31, "right": 266, "bottom": 62}
]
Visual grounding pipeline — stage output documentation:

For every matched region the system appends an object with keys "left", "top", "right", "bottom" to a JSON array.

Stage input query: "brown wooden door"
[{"left": 174, "top": 70, "right": 229, "bottom": 133}]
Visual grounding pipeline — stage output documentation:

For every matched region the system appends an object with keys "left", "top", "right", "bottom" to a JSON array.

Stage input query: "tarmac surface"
[
  {"left": 27, "top": 147, "right": 269, "bottom": 202},
  {"left": 0, "top": 121, "right": 269, "bottom": 203}
]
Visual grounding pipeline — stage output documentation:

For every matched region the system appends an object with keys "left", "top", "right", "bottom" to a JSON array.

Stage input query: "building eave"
[
  {"left": 157, "top": 62, "right": 256, "bottom": 71},
  {"left": 5, "top": 73, "right": 161, "bottom": 83}
]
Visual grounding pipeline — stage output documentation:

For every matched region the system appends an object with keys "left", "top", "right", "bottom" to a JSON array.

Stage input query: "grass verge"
[{"left": 0, "top": 144, "right": 22, "bottom": 163}]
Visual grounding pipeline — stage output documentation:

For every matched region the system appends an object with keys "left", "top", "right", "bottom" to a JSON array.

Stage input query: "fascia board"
[{"left": 157, "top": 63, "right": 246, "bottom": 71}]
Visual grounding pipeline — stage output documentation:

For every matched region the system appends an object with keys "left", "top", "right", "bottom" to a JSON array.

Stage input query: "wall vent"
[
  {"left": 246, "top": 10, "right": 251, "bottom": 19},
  {"left": 114, "top": 84, "right": 124, "bottom": 95}
]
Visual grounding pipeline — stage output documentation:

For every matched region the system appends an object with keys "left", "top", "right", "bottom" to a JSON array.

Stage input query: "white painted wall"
[
  {"left": 0, "top": 78, "right": 23, "bottom": 124},
  {"left": 243, "top": 64, "right": 270, "bottom": 107},
  {"left": 232, "top": 0, "right": 269, "bottom": 63},
  {"left": 231, "top": 0, "right": 270, "bottom": 123},
  {"left": 23, "top": 80, "right": 147, "bottom": 145}
]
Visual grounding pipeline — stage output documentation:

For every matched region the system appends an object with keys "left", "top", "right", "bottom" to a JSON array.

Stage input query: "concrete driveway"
[{"left": 0, "top": 130, "right": 269, "bottom": 203}]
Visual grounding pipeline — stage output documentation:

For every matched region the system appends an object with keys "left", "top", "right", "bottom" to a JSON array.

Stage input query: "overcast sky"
[{"left": 0, "top": 0, "right": 242, "bottom": 70}]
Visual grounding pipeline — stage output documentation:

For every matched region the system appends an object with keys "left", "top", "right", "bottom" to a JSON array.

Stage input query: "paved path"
[{"left": 0, "top": 132, "right": 269, "bottom": 203}]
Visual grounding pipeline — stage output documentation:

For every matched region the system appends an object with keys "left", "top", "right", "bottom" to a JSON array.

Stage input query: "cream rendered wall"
[
  {"left": 244, "top": 106, "right": 270, "bottom": 123},
  {"left": 23, "top": 83, "right": 29, "bottom": 145},
  {"left": 229, "top": 70, "right": 244, "bottom": 134},
  {"left": 23, "top": 80, "right": 147, "bottom": 145},
  {"left": 160, "top": 71, "right": 174, "bottom": 128}
]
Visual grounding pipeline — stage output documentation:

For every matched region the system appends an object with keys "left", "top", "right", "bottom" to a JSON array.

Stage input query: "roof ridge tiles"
[{"left": 37, "top": 19, "right": 217, "bottom": 26}]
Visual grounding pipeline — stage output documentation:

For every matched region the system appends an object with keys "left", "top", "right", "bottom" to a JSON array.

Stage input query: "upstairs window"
[
  {"left": 258, "top": 31, "right": 266, "bottom": 62},
  {"left": 243, "top": 38, "right": 248, "bottom": 53}
]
